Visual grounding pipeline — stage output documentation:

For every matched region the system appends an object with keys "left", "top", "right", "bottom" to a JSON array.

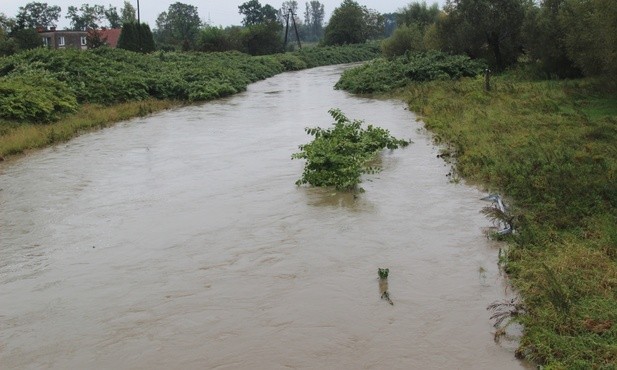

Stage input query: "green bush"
[
  {"left": 0, "top": 71, "right": 77, "bottom": 122},
  {"left": 335, "top": 51, "right": 487, "bottom": 93},
  {"left": 381, "top": 24, "right": 424, "bottom": 59},
  {"left": 0, "top": 44, "right": 380, "bottom": 123},
  {"left": 292, "top": 108, "right": 410, "bottom": 191}
]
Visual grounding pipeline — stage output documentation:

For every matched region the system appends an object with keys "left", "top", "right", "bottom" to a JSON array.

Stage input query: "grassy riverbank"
[
  {"left": 0, "top": 44, "right": 379, "bottom": 159},
  {"left": 335, "top": 53, "right": 616, "bottom": 367},
  {"left": 401, "top": 76, "right": 616, "bottom": 368}
]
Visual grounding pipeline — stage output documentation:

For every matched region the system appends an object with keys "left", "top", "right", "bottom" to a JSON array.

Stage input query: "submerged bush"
[{"left": 292, "top": 108, "right": 410, "bottom": 191}]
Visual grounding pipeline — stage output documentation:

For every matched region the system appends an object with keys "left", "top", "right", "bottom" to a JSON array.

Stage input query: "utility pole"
[
  {"left": 283, "top": 8, "right": 301, "bottom": 51},
  {"left": 136, "top": 0, "right": 141, "bottom": 52}
]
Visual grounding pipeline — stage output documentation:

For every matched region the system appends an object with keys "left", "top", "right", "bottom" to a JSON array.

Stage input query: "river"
[{"left": 0, "top": 64, "right": 525, "bottom": 369}]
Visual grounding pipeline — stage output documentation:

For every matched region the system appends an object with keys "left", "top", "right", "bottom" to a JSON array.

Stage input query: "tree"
[
  {"left": 397, "top": 2, "right": 440, "bottom": 29},
  {"left": 381, "top": 23, "right": 424, "bottom": 58},
  {"left": 104, "top": 5, "right": 122, "bottom": 28},
  {"left": 521, "top": 0, "right": 579, "bottom": 77},
  {"left": 15, "top": 2, "right": 61, "bottom": 29},
  {"left": 238, "top": 0, "right": 278, "bottom": 26},
  {"left": 12, "top": 28, "right": 42, "bottom": 50},
  {"left": 323, "top": 0, "right": 384, "bottom": 45},
  {"left": 304, "top": 1, "right": 325, "bottom": 41},
  {"left": 558, "top": 0, "right": 617, "bottom": 79},
  {"left": 118, "top": 22, "right": 155, "bottom": 52},
  {"left": 437, "top": 0, "right": 526, "bottom": 70},
  {"left": 155, "top": 2, "right": 201, "bottom": 50},
  {"left": 66, "top": 4, "right": 106, "bottom": 31},
  {"left": 121, "top": 1, "right": 136, "bottom": 24},
  {"left": 242, "top": 21, "right": 283, "bottom": 55}
]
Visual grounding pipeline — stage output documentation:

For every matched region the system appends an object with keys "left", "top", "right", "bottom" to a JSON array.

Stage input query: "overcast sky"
[{"left": 1, "top": 0, "right": 447, "bottom": 29}]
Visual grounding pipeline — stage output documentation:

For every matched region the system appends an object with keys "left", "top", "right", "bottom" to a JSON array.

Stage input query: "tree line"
[{"left": 1, "top": 0, "right": 614, "bottom": 80}]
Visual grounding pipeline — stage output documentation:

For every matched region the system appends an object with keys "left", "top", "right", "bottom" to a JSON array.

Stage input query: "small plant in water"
[
  {"left": 292, "top": 109, "right": 410, "bottom": 192},
  {"left": 378, "top": 268, "right": 393, "bottom": 305},
  {"left": 487, "top": 299, "right": 525, "bottom": 343}
]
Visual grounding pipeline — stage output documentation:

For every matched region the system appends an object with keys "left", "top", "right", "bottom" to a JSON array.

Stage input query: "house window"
[
  {"left": 42, "top": 37, "right": 51, "bottom": 47},
  {"left": 58, "top": 36, "right": 65, "bottom": 46},
  {"left": 80, "top": 36, "right": 87, "bottom": 46}
]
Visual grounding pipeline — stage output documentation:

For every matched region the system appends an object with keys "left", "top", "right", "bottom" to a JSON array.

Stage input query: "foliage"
[
  {"left": 120, "top": 1, "right": 136, "bottom": 24},
  {"left": 10, "top": 28, "right": 41, "bottom": 51},
  {"left": 437, "top": 0, "right": 525, "bottom": 70},
  {"left": 242, "top": 22, "right": 283, "bottom": 56},
  {"left": 238, "top": 0, "right": 278, "bottom": 26},
  {"left": 396, "top": 1, "right": 440, "bottom": 29},
  {"left": 66, "top": 4, "right": 105, "bottom": 31},
  {"left": 381, "top": 24, "right": 424, "bottom": 58},
  {"left": 0, "top": 44, "right": 379, "bottom": 125},
  {"left": 104, "top": 5, "right": 121, "bottom": 28},
  {"left": 558, "top": 0, "right": 617, "bottom": 80},
  {"left": 118, "top": 22, "right": 155, "bottom": 53},
  {"left": 155, "top": 2, "right": 202, "bottom": 51},
  {"left": 323, "top": 0, "right": 384, "bottom": 46},
  {"left": 15, "top": 2, "right": 61, "bottom": 29},
  {"left": 335, "top": 51, "right": 486, "bottom": 93},
  {"left": 521, "top": 0, "right": 580, "bottom": 78},
  {"left": 303, "top": 1, "right": 325, "bottom": 41},
  {"left": 292, "top": 108, "right": 410, "bottom": 191},
  {"left": 394, "top": 75, "right": 617, "bottom": 368},
  {"left": 0, "top": 70, "right": 77, "bottom": 122}
]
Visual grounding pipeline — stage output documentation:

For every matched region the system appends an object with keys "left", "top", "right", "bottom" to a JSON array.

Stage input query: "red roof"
[{"left": 99, "top": 28, "right": 121, "bottom": 48}]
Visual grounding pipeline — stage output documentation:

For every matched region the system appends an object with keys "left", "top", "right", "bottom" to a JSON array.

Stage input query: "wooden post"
[{"left": 484, "top": 68, "right": 491, "bottom": 92}]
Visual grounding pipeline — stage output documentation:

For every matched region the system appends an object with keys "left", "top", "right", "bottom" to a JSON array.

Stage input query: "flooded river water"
[{"left": 0, "top": 64, "right": 524, "bottom": 369}]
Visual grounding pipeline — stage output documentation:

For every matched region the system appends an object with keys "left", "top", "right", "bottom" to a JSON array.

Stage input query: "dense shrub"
[
  {"left": 381, "top": 24, "right": 424, "bottom": 59},
  {"left": 0, "top": 71, "right": 77, "bottom": 122},
  {"left": 0, "top": 44, "right": 379, "bottom": 123},
  {"left": 292, "top": 108, "right": 410, "bottom": 191},
  {"left": 335, "top": 51, "right": 486, "bottom": 93}
]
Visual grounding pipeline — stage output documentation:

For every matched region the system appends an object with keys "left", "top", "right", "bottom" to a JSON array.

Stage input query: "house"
[
  {"left": 37, "top": 27, "right": 122, "bottom": 50},
  {"left": 38, "top": 27, "right": 88, "bottom": 50},
  {"left": 98, "top": 28, "right": 122, "bottom": 48}
]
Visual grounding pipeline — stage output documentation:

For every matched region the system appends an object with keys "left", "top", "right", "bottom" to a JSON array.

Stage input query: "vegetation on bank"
[
  {"left": 0, "top": 43, "right": 379, "bottom": 158},
  {"left": 338, "top": 61, "right": 617, "bottom": 368},
  {"left": 334, "top": 51, "right": 486, "bottom": 94}
]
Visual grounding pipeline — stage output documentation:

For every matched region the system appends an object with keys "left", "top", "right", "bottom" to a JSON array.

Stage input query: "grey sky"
[{"left": 1, "top": 0, "right": 447, "bottom": 29}]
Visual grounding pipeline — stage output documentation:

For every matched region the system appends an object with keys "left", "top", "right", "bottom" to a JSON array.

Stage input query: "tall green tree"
[
  {"left": 118, "top": 21, "right": 155, "bottom": 53},
  {"left": 323, "top": 0, "right": 383, "bottom": 45},
  {"left": 522, "top": 0, "right": 578, "bottom": 77},
  {"left": 155, "top": 2, "right": 201, "bottom": 50},
  {"left": 121, "top": 1, "right": 136, "bottom": 24},
  {"left": 304, "top": 0, "right": 325, "bottom": 41},
  {"left": 15, "top": 2, "right": 61, "bottom": 29},
  {"left": 238, "top": 0, "right": 278, "bottom": 26},
  {"left": 438, "top": 0, "right": 526, "bottom": 69},
  {"left": 66, "top": 4, "right": 106, "bottom": 31},
  {"left": 104, "top": 5, "right": 122, "bottom": 28},
  {"left": 558, "top": 0, "right": 617, "bottom": 79},
  {"left": 397, "top": 1, "right": 440, "bottom": 29}
]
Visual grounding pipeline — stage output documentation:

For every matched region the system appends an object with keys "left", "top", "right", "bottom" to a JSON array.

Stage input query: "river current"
[{"left": 0, "top": 64, "right": 524, "bottom": 369}]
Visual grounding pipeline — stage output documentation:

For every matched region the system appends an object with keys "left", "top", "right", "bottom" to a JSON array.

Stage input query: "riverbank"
[
  {"left": 395, "top": 75, "right": 616, "bottom": 368},
  {"left": 0, "top": 44, "right": 379, "bottom": 160}
]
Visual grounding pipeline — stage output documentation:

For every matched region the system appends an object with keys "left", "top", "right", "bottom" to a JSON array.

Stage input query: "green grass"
[
  {"left": 0, "top": 100, "right": 177, "bottom": 158},
  {"left": 395, "top": 75, "right": 617, "bottom": 368}
]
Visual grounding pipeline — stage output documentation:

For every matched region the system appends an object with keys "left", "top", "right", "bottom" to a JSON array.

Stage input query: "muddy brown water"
[{"left": 0, "top": 65, "right": 525, "bottom": 369}]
